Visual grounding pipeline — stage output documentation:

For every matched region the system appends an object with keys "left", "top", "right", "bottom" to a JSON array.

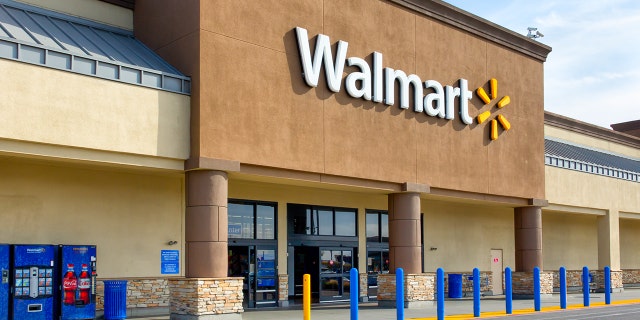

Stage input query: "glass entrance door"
[
  {"left": 319, "top": 248, "right": 353, "bottom": 302},
  {"left": 229, "top": 246, "right": 277, "bottom": 308},
  {"left": 254, "top": 248, "right": 277, "bottom": 307}
]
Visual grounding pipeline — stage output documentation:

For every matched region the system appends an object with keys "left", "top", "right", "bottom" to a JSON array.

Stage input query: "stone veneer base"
[
  {"left": 169, "top": 277, "right": 243, "bottom": 319},
  {"left": 377, "top": 273, "right": 435, "bottom": 309}
]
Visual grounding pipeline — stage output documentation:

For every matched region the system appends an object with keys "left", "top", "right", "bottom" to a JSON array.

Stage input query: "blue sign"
[
  {"left": 161, "top": 250, "right": 179, "bottom": 275},
  {"left": 228, "top": 223, "right": 242, "bottom": 236}
]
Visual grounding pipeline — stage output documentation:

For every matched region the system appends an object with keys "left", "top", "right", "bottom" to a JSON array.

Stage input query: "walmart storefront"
[
  {"left": 135, "top": 0, "right": 552, "bottom": 316},
  {"left": 4, "top": 0, "right": 637, "bottom": 319}
]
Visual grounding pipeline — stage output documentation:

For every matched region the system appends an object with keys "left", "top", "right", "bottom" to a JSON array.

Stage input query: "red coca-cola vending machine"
[{"left": 58, "top": 245, "right": 96, "bottom": 320}]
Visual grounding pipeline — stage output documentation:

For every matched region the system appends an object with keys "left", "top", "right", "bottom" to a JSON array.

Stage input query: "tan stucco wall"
[
  {"left": 0, "top": 60, "right": 190, "bottom": 167},
  {"left": 620, "top": 219, "right": 640, "bottom": 269},
  {"left": 542, "top": 212, "right": 598, "bottom": 270},
  {"left": 423, "top": 201, "right": 514, "bottom": 272},
  {"left": 0, "top": 157, "right": 185, "bottom": 278},
  {"left": 15, "top": 0, "right": 133, "bottom": 30},
  {"left": 545, "top": 167, "right": 640, "bottom": 213},
  {"left": 136, "top": 0, "right": 546, "bottom": 200}
]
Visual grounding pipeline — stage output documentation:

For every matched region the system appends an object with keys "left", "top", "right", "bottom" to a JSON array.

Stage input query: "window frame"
[{"left": 228, "top": 199, "right": 277, "bottom": 240}]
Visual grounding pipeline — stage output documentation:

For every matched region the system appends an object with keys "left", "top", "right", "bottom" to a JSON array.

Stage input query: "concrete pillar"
[
  {"left": 185, "top": 170, "right": 228, "bottom": 278},
  {"left": 598, "top": 209, "right": 621, "bottom": 271},
  {"left": 514, "top": 206, "right": 543, "bottom": 272},
  {"left": 388, "top": 192, "right": 422, "bottom": 274}
]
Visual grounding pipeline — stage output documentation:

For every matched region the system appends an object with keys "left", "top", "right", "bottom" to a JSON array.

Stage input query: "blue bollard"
[
  {"left": 437, "top": 268, "right": 444, "bottom": 320},
  {"left": 605, "top": 266, "right": 611, "bottom": 305},
  {"left": 583, "top": 266, "right": 590, "bottom": 307},
  {"left": 397, "top": 268, "right": 404, "bottom": 320},
  {"left": 533, "top": 267, "right": 541, "bottom": 312},
  {"left": 350, "top": 268, "right": 358, "bottom": 320},
  {"left": 473, "top": 268, "right": 480, "bottom": 317},
  {"left": 505, "top": 267, "right": 512, "bottom": 314},
  {"left": 560, "top": 267, "right": 567, "bottom": 309}
]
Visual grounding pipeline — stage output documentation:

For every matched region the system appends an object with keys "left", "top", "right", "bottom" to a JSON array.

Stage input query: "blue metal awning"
[{"left": 0, "top": 0, "right": 190, "bottom": 94}]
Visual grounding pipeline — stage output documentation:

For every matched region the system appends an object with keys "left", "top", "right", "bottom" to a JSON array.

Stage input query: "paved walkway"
[{"left": 132, "top": 289, "right": 640, "bottom": 319}]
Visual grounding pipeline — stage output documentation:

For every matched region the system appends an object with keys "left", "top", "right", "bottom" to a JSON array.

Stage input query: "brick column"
[
  {"left": 388, "top": 192, "right": 422, "bottom": 274},
  {"left": 185, "top": 170, "right": 228, "bottom": 277},
  {"left": 514, "top": 206, "right": 543, "bottom": 272}
]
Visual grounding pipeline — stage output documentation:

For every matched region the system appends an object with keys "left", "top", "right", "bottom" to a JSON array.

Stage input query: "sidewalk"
[{"left": 132, "top": 288, "right": 640, "bottom": 320}]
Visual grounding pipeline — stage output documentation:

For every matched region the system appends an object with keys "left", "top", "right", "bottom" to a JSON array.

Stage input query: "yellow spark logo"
[{"left": 476, "top": 78, "right": 511, "bottom": 140}]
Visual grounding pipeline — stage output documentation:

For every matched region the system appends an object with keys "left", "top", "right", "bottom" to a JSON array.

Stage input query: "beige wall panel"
[
  {"left": 323, "top": 0, "right": 416, "bottom": 71},
  {"left": 485, "top": 44, "right": 545, "bottom": 199},
  {"left": 545, "top": 125, "right": 640, "bottom": 159},
  {"left": 198, "top": 33, "right": 325, "bottom": 172},
  {"left": 134, "top": 0, "right": 199, "bottom": 51},
  {"left": 304, "top": 0, "right": 418, "bottom": 182},
  {"left": 543, "top": 212, "right": 598, "bottom": 270},
  {"left": 189, "top": 0, "right": 546, "bottom": 200},
  {"left": 322, "top": 92, "right": 418, "bottom": 182},
  {"left": 620, "top": 219, "right": 640, "bottom": 269},
  {"left": 16, "top": 0, "right": 132, "bottom": 30},
  {"left": 423, "top": 201, "right": 514, "bottom": 272},
  {"left": 0, "top": 158, "right": 184, "bottom": 278},
  {"left": 545, "top": 167, "right": 640, "bottom": 213},
  {"left": 0, "top": 61, "right": 190, "bottom": 161},
  {"left": 201, "top": 0, "right": 323, "bottom": 53},
  {"left": 414, "top": 17, "right": 489, "bottom": 191},
  {"left": 229, "top": 180, "right": 387, "bottom": 216}
]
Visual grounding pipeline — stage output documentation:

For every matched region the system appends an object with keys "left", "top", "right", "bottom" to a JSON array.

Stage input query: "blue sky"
[{"left": 443, "top": 0, "right": 640, "bottom": 128}]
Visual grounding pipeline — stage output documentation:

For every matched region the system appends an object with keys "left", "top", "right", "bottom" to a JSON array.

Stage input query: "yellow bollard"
[{"left": 303, "top": 274, "right": 311, "bottom": 320}]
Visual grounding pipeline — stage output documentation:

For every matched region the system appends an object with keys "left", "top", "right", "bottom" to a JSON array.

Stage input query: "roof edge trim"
[
  {"left": 545, "top": 111, "right": 640, "bottom": 149},
  {"left": 389, "top": 0, "right": 552, "bottom": 62}
]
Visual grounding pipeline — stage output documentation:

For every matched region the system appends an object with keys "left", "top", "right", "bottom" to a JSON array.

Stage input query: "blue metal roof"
[
  {"left": 545, "top": 139, "right": 640, "bottom": 173},
  {"left": 545, "top": 138, "right": 640, "bottom": 182},
  {"left": 0, "top": 0, "right": 190, "bottom": 94}
]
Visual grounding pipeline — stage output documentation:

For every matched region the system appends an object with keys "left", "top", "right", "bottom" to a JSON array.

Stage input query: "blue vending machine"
[
  {"left": 59, "top": 245, "right": 97, "bottom": 320},
  {"left": 0, "top": 244, "right": 10, "bottom": 320},
  {"left": 12, "top": 244, "right": 56, "bottom": 320}
]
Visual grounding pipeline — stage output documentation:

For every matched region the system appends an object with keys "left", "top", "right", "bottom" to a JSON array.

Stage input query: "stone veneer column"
[
  {"left": 185, "top": 170, "right": 228, "bottom": 277},
  {"left": 388, "top": 192, "right": 422, "bottom": 274},
  {"left": 171, "top": 170, "right": 242, "bottom": 320},
  {"left": 514, "top": 206, "right": 543, "bottom": 272}
]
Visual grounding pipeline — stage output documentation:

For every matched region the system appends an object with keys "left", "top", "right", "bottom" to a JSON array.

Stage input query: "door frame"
[{"left": 490, "top": 249, "right": 503, "bottom": 295}]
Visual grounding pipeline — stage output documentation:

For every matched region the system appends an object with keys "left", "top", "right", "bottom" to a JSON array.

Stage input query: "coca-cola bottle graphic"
[
  {"left": 62, "top": 264, "right": 77, "bottom": 305},
  {"left": 78, "top": 264, "right": 91, "bottom": 305}
]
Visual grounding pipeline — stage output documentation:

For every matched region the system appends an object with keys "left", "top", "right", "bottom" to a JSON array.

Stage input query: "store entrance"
[
  {"left": 319, "top": 248, "right": 353, "bottom": 302},
  {"left": 293, "top": 246, "right": 354, "bottom": 303},
  {"left": 228, "top": 245, "right": 277, "bottom": 308}
]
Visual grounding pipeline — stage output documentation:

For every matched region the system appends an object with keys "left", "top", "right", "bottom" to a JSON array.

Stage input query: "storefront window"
[
  {"left": 289, "top": 204, "right": 357, "bottom": 237},
  {"left": 366, "top": 213, "right": 379, "bottom": 242},
  {"left": 256, "top": 205, "right": 275, "bottom": 239},
  {"left": 229, "top": 203, "right": 254, "bottom": 239},
  {"left": 366, "top": 211, "right": 388, "bottom": 243},
  {"left": 335, "top": 210, "right": 356, "bottom": 236},
  {"left": 229, "top": 200, "right": 276, "bottom": 240},
  {"left": 317, "top": 209, "right": 334, "bottom": 235}
]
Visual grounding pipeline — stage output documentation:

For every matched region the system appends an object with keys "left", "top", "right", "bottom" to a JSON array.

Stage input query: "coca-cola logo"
[{"left": 63, "top": 279, "right": 77, "bottom": 289}]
